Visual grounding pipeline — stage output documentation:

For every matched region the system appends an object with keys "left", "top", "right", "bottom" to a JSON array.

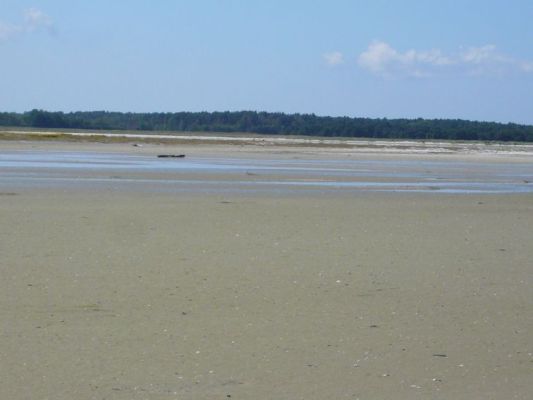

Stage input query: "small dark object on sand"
[
  {"left": 157, "top": 154, "right": 186, "bottom": 158},
  {"left": 432, "top": 354, "right": 448, "bottom": 358}
]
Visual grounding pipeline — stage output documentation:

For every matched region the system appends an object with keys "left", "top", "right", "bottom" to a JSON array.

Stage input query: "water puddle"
[{"left": 1, "top": 150, "right": 532, "bottom": 194}]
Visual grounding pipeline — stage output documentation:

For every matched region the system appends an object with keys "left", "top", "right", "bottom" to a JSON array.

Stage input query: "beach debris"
[
  {"left": 432, "top": 354, "right": 448, "bottom": 358},
  {"left": 132, "top": 143, "right": 142, "bottom": 147},
  {"left": 157, "top": 154, "right": 185, "bottom": 158}
]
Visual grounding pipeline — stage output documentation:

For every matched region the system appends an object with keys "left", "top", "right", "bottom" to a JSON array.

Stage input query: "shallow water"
[{"left": 1, "top": 150, "right": 532, "bottom": 194}]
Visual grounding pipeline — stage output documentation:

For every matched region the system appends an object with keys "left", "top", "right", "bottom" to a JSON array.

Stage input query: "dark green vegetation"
[{"left": 1, "top": 110, "right": 532, "bottom": 142}]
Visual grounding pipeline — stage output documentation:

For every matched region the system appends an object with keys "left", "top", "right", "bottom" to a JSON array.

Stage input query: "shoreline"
[{"left": 2, "top": 129, "right": 533, "bottom": 157}]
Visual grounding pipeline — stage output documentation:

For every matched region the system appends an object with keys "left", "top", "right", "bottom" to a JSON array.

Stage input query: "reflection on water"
[{"left": 1, "top": 150, "right": 532, "bottom": 194}]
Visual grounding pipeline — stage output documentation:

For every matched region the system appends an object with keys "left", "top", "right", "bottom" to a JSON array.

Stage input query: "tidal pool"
[{"left": 1, "top": 150, "right": 532, "bottom": 194}]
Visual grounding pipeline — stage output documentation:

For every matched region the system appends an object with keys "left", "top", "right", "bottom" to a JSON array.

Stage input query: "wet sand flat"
[{"left": 1, "top": 142, "right": 532, "bottom": 399}]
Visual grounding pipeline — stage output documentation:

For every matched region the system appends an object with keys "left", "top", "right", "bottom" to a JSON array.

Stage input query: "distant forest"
[{"left": 1, "top": 110, "right": 532, "bottom": 142}]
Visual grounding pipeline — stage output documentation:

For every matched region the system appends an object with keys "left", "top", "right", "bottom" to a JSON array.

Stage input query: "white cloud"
[
  {"left": 357, "top": 41, "right": 533, "bottom": 78},
  {"left": 323, "top": 51, "right": 344, "bottom": 66},
  {"left": 461, "top": 45, "right": 501, "bottom": 64},
  {"left": 357, "top": 41, "right": 397, "bottom": 75},
  {"left": 24, "top": 8, "right": 54, "bottom": 32},
  {"left": 357, "top": 41, "right": 451, "bottom": 77},
  {"left": 0, "top": 8, "right": 54, "bottom": 42}
]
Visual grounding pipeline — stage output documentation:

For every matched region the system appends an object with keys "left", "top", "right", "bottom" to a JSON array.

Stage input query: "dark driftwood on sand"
[{"left": 157, "top": 154, "right": 186, "bottom": 158}]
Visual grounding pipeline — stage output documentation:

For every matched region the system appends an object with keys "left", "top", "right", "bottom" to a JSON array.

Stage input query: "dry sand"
[{"left": 1, "top": 141, "right": 532, "bottom": 399}]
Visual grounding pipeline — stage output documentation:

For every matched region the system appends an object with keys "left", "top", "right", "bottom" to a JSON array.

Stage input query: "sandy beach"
[{"left": 1, "top": 140, "right": 532, "bottom": 399}]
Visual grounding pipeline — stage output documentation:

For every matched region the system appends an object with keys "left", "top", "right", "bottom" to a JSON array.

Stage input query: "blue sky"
[{"left": 1, "top": 0, "right": 532, "bottom": 124}]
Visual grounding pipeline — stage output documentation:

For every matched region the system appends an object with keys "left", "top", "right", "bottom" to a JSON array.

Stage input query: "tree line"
[{"left": 1, "top": 109, "right": 532, "bottom": 142}]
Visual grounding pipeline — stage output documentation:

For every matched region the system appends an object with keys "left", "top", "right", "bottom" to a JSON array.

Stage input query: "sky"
[{"left": 1, "top": 0, "right": 532, "bottom": 124}]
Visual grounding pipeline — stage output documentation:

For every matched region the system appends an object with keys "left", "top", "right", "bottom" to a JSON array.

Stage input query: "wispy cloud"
[
  {"left": 521, "top": 61, "right": 533, "bottom": 72},
  {"left": 0, "top": 23, "right": 19, "bottom": 41},
  {"left": 323, "top": 51, "right": 344, "bottom": 66},
  {"left": 0, "top": 8, "right": 54, "bottom": 42},
  {"left": 357, "top": 40, "right": 533, "bottom": 78},
  {"left": 24, "top": 8, "right": 54, "bottom": 33}
]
